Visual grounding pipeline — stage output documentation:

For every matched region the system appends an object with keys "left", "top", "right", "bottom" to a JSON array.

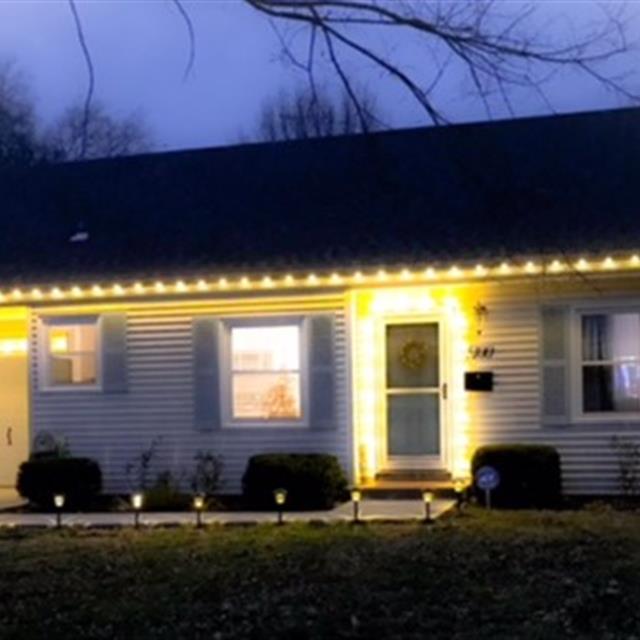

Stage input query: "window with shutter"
[{"left": 541, "top": 307, "right": 569, "bottom": 425}]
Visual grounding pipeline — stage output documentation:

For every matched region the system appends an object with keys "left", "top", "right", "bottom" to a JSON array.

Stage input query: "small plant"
[
  {"left": 144, "top": 470, "right": 191, "bottom": 511},
  {"left": 31, "top": 433, "right": 70, "bottom": 460},
  {"left": 125, "top": 437, "right": 162, "bottom": 491},
  {"left": 611, "top": 436, "right": 640, "bottom": 497},
  {"left": 190, "top": 450, "right": 223, "bottom": 498}
]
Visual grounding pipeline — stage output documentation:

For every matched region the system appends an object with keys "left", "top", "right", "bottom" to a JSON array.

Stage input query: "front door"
[
  {"left": 0, "top": 355, "right": 29, "bottom": 487},
  {"left": 385, "top": 322, "right": 444, "bottom": 469}
]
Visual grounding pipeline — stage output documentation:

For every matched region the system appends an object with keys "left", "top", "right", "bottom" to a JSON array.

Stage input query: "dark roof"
[{"left": 1, "top": 106, "right": 640, "bottom": 285}]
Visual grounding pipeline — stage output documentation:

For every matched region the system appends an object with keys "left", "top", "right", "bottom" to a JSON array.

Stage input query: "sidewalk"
[{"left": 0, "top": 498, "right": 454, "bottom": 528}]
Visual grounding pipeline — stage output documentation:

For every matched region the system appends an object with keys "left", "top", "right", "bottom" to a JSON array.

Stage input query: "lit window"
[
  {"left": 581, "top": 313, "right": 640, "bottom": 413},
  {"left": 45, "top": 320, "right": 98, "bottom": 387},
  {"left": 230, "top": 325, "right": 301, "bottom": 421}
]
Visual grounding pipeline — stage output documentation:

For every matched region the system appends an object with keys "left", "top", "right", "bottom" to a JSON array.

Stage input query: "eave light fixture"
[{"left": 2, "top": 252, "right": 640, "bottom": 304}]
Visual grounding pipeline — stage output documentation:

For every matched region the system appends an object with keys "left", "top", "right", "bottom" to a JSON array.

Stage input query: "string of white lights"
[{"left": 1, "top": 253, "right": 639, "bottom": 304}]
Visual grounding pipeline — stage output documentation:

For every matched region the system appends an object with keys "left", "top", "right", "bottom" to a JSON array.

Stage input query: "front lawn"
[{"left": 2, "top": 508, "right": 640, "bottom": 638}]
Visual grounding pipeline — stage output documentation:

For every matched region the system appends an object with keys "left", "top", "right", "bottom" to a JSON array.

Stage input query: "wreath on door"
[{"left": 398, "top": 339, "right": 428, "bottom": 371}]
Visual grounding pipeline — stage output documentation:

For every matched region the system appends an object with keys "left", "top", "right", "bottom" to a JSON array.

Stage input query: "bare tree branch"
[
  {"left": 67, "top": 0, "right": 95, "bottom": 160},
  {"left": 245, "top": 0, "right": 637, "bottom": 125},
  {"left": 315, "top": 13, "right": 370, "bottom": 133},
  {"left": 170, "top": 0, "right": 196, "bottom": 80}
]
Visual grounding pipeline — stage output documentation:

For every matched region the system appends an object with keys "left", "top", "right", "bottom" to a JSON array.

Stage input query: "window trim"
[
  {"left": 39, "top": 315, "right": 102, "bottom": 392},
  {"left": 570, "top": 303, "right": 640, "bottom": 423},
  {"left": 220, "top": 316, "right": 309, "bottom": 428}
]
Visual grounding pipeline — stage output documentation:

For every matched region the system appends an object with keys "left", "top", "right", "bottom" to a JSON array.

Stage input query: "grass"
[{"left": 2, "top": 508, "right": 640, "bottom": 639}]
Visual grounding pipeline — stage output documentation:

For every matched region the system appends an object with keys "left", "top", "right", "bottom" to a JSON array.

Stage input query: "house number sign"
[{"left": 468, "top": 345, "right": 496, "bottom": 360}]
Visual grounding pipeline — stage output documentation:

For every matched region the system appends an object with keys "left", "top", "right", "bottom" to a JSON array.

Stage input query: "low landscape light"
[
  {"left": 132, "top": 492, "right": 144, "bottom": 528},
  {"left": 274, "top": 488, "right": 287, "bottom": 525},
  {"left": 53, "top": 493, "right": 65, "bottom": 529},
  {"left": 193, "top": 494, "right": 205, "bottom": 528},
  {"left": 422, "top": 490, "right": 433, "bottom": 524},
  {"left": 351, "top": 488, "right": 362, "bottom": 523}
]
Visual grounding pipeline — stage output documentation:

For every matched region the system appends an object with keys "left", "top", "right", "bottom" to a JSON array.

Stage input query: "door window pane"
[
  {"left": 387, "top": 394, "right": 440, "bottom": 456},
  {"left": 386, "top": 324, "right": 439, "bottom": 389}
]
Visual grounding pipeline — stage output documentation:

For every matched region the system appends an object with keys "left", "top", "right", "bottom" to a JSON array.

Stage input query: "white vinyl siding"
[
  {"left": 466, "top": 279, "right": 640, "bottom": 495},
  {"left": 30, "top": 298, "right": 351, "bottom": 494}
]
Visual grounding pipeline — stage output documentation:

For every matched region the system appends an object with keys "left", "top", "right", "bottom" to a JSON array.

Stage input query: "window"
[
  {"left": 581, "top": 313, "right": 640, "bottom": 413},
  {"left": 230, "top": 324, "right": 302, "bottom": 421},
  {"left": 44, "top": 319, "right": 99, "bottom": 387}
]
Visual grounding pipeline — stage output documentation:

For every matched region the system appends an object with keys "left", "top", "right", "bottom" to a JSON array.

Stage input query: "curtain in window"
[{"left": 582, "top": 315, "right": 608, "bottom": 361}]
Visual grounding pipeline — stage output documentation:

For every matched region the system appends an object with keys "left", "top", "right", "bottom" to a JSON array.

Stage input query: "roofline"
[
  {"left": 1, "top": 249, "right": 638, "bottom": 306},
  {"left": 50, "top": 104, "right": 640, "bottom": 170}
]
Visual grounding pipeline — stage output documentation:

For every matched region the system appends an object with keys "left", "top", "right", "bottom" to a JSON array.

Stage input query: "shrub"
[
  {"left": 471, "top": 444, "right": 562, "bottom": 509},
  {"left": 190, "top": 451, "right": 223, "bottom": 497},
  {"left": 17, "top": 457, "right": 102, "bottom": 509},
  {"left": 124, "top": 437, "right": 161, "bottom": 491},
  {"left": 242, "top": 454, "right": 348, "bottom": 510},
  {"left": 143, "top": 471, "right": 191, "bottom": 511}
]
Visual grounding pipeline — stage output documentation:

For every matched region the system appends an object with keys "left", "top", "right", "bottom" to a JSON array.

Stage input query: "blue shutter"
[
  {"left": 101, "top": 314, "right": 128, "bottom": 394},
  {"left": 193, "top": 317, "right": 221, "bottom": 431},
  {"left": 541, "top": 307, "right": 569, "bottom": 424},
  {"left": 309, "top": 315, "right": 337, "bottom": 430}
]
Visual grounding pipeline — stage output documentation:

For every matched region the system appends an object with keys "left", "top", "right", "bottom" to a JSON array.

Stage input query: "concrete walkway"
[{"left": 0, "top": 499, "right": 454, "bottom": 528}]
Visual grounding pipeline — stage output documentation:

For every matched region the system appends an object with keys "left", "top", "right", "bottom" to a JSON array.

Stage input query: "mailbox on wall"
[{"left": 465, "top": 371, "right": 494, "bottom": 392}]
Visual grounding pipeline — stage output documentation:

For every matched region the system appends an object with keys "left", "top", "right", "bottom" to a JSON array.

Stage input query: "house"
[{"left": 1, "top": 106, "right": 640, "bottom": 496}]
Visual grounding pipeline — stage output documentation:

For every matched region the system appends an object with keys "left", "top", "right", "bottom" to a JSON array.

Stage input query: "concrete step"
[
  {"left": 360, "top": 481, "right": 463, "bottom": 500},
  {"left": 375, "top": 469, "right": 453, "bottom": 482}
]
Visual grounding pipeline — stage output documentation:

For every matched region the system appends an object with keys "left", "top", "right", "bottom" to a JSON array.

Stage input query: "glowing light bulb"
[
  {"left": 549, "top": 260, "right": 563, "bottom": 273},
  {"left": 576, "top": 258, "right": 589, "bottom": 271}
]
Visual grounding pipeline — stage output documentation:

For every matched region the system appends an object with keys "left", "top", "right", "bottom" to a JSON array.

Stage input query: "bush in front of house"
[
  {"left": 242, "top": 454, "right": 348, "bottom": 510},
  {"left": 471, "top": 444, "right": 562, "bottom": 509},
  {"left": 17, "top": 457, "right": 102, "bottom": 509}
]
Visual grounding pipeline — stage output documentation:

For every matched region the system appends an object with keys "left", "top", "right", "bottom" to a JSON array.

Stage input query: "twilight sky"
[{"left": 0, "top": 0, "right": 637, "bottom": 152}]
